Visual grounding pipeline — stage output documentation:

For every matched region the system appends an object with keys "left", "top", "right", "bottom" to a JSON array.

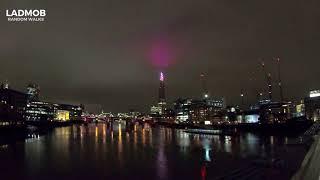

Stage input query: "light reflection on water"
[{"left": 0, "top": 122, "right": 304, "bottom": 180}]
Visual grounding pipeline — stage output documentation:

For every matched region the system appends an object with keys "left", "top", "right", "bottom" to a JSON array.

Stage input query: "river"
[{"left": 0, "top": 122, "right": 307, "bottom": 179}]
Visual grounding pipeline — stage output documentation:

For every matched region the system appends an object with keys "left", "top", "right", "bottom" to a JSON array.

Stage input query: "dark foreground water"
[{"left": 0, "top": 123, "right": 307, "bottom": 180}]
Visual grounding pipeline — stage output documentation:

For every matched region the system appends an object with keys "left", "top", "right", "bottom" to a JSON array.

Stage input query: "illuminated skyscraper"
[
  {"left": 149, "top": 72, "right": 167, "bottom": 116},
  {"left": 158, "top": 72, "right": 166, "bottom": 105},
  {"left": 156, "top": 72, "right": 166, "bottom": 115}
]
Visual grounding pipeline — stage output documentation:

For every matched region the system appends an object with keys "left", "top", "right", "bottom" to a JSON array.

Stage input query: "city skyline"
[
  {"left": 0, "top": 69, "right": 316, "bottom": 113},
  {"left": 1, "top": 0, "right": 319, "bottom": 112}
]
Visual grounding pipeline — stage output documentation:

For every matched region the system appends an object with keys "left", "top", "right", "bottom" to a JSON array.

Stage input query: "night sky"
[{"left": 0, "top": 0, "right": 319, "bottom": 113}]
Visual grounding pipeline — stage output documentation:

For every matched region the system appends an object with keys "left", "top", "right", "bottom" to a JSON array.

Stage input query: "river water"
[{"left": 0, "top": 122, "right": 307, "bottom": 180}]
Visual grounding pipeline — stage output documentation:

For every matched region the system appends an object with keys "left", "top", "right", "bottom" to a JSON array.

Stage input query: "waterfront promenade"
[{"left": 292, "top": 133, "right": 320, "bottom": 180}]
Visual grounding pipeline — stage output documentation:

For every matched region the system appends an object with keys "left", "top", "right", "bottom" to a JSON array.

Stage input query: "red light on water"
[{"left": 201, "top": 165, "right": 207, "bottom": 180}]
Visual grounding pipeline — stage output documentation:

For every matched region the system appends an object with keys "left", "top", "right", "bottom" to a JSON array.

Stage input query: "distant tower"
[
  {"left": 240, "top": 89, "right": 244, "bottom": 106},
  {"left": 267, "top": 73, "right": 272, "bottom": 101},
  {"left": 276, "top": 57, "right": 283, "bottom": 102},
  {"left": 27, "top": 83, "right": 40, "bottom": 101},
  {"left": 261, "top": 61, "right": 272, "bottom": 101},
  {"left": 256, "top": 90, "right": 263, "bottom": 102},
  {"left": 158, "top": 72, "right": 166, "bottom": 106},
  {"left": 200, "top": 73, "right": 209, "bottom": 99}
]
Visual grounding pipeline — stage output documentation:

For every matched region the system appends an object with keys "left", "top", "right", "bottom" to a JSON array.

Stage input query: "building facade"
[
  {"left": 26, "top": 101, "right": 54, "bottom": 121},
  {"left": 53, "top": 103, "right": 83, "bottom": 121},
  {"left": 173, "top": 98, "right": 225, "bottom": 124},
  {"left": 26, "top": 101, "right": 83, "bottom": 122},
  {"left": 305, "top": 90, "right": 320, "bottom": 121}
]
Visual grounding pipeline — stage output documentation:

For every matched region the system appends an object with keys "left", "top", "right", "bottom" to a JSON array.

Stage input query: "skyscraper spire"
[{"left": 160, "top": 72, "right": 164, "bottom": 82}]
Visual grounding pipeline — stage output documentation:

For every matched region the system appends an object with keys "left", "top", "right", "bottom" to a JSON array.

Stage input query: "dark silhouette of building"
[{"left": 0, "top": 87, "right": 27, "bottom": 125}]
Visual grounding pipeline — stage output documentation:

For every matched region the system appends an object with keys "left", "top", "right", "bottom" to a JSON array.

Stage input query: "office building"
[{"left": 305, "top": 90, "right": 320, "bottom": 121}]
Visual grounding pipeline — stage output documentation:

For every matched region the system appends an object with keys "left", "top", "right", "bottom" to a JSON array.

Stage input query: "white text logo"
[{"left": 6, "top": 9, "right": 46, "bottom": 22}]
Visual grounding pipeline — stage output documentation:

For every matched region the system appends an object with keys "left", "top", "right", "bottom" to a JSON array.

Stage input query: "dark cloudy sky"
[{"left": 0, "top": 0, "right": 319, "bottom": 112}]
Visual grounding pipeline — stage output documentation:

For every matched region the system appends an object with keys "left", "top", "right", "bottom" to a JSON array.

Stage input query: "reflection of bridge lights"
[
  {"left": 103, "top": 125, "right": 106, "bottom": 136},
  {"left": 95, "top": 126, "right": 98, "bottom": 137},
  {"left": 126, "top": 132, "right": 129, "bottom": 139},
  {"left": 118, "top": 130, "right": 122, "bottom": 142},
  {"left": 111, "top": 131, "right": 114, "bottom": 141},
  {"left": 134, "top": 131, "right": 137, "bottom": 149},
  {"left": 118, "top": 124, "right": 122, "bottom": 138},
  {"left": 142, "top": 128, "right": 146, "bottom": 145},
  {"left": 225, "top": 136, "right": 231, "bottom": 142},
  {"left": 0, "top": 145, "right": 8, "bottom": 149},
  {"left": 149, "top": 128, "right": 153, "bottom": 146},
  {"left": 80, "top": 126, "right": 84, "bottom": 144},
  {"left": 25, "top": 133, "right": 41, "bottom": 143},
  {"left": 178, "top": 131, "right": 190, "bottom": 150}
]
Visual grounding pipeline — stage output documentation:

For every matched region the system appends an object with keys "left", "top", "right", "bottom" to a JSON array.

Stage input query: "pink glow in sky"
[{"left": 149, "top": 38, "right": 175, "bottom": 68}]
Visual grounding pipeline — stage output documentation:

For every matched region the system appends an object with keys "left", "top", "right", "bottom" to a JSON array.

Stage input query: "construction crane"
[
  {"left": 261, "top": 60, "right": 272, "bottom": 101},
  {"left": 240, "top": 89, "right": 244, "bottom": 106},
  {"left": 200, "top": 73, "right": 209, "bottom": 99},
  {"left": 275, "top": 57, "right": 284, "bottom": 103},
  {"left": 249, "top": 72, "right": 263, "bottom": 102}
]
